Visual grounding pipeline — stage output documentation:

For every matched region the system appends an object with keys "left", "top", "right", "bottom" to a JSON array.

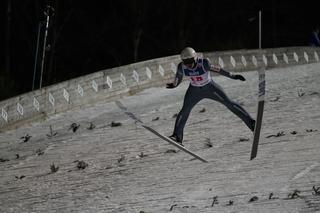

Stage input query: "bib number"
[{"left": 190, "top": 76, "right": 203, "bottom": 82}]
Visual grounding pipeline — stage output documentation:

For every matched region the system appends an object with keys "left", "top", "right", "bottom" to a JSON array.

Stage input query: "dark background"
[{"left": 0, "top": 0, "right": 319, "bottom": 101}]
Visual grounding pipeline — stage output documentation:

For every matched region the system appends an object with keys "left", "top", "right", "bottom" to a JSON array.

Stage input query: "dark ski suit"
[{"left": 170, "top": 57, "right": 255, "bottom": 141}]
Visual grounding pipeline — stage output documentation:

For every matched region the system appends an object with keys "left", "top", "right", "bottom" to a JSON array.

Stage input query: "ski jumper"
[{"left": 172, "top": 58, "right": 254, "bottom": 141}]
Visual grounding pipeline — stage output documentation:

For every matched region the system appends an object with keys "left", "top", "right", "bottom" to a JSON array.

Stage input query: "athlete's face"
[{"left": 182, "top": 58, "right": 195, "bottom": 68}]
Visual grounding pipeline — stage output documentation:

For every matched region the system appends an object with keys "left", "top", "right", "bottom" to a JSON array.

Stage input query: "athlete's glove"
[
  {"left": 166, "top": 83, "right": 176, "bottom": 89},
  {"left": 232, "top": 74, "right": 246, "bottom": 81}
]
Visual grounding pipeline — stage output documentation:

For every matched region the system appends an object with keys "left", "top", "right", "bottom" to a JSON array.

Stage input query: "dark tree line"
[{"left": 0, "top": 0, "right": 318, "bottom": 101}]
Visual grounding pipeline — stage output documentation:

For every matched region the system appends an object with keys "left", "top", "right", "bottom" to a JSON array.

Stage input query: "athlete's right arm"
[{"left": 166, "top": 63, "right": 183, "bottom": 89}]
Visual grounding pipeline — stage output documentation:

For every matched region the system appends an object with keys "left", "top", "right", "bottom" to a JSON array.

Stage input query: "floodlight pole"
[
  {"left": 32, "top": 22, "right": 42, "bottom": 91},
  {"left": 259, "top": 10, "right": 262, "bottom": 49},
  {"left": 39, "top": 5, "right": 54, "bottom": 89}
]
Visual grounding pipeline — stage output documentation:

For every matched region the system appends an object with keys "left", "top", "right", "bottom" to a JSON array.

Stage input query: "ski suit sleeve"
[
  {"left": 203, "top": 58, "right": 234, "bottom": 79},
  {"left": 173, "top": 63, "right": 184, "bottom": 87}
]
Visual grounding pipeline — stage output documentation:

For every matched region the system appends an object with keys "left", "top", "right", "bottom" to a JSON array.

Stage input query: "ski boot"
[
  {"left": 249, "top": 119, "right": 256, "bottom": 132},
  {"left": 169, "top": 134, "right": 183, "bottom": 146}
]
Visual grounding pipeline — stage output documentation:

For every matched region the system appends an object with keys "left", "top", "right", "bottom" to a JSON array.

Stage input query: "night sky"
[{"left": 0, "top": 0, "right": 319, "bottom": 101}]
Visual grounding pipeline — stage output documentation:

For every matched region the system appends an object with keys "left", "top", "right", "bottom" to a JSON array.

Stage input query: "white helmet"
[{"left": 180, "top": 47, "right": 196, "bottom": 60}]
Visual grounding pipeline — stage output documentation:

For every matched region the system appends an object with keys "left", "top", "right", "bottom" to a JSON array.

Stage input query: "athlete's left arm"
[{"left": 203, "top": 58, "right": 246, "bottom": 81}]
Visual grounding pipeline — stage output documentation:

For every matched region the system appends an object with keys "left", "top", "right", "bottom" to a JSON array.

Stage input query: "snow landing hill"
[{"left": 1, "top": 56, "right": 320, "bottom": 212}]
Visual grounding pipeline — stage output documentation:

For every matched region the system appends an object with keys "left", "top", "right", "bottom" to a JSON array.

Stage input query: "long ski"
[
  {"left": 115, "top": 100, "right": 208, "bottom": 163},
  {"left": 250, "top": 67, "right": 266, "bottom": 160}
]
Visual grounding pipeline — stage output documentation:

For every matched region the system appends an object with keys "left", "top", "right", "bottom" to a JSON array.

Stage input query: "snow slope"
[{"left": 0, "top": 63, "right": 320, "bottom": 212}]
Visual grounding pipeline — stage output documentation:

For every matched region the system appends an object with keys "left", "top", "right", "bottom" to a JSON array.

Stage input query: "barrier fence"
[{"left": 0, "top": 46, "right": 319, "bottom": 130}]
